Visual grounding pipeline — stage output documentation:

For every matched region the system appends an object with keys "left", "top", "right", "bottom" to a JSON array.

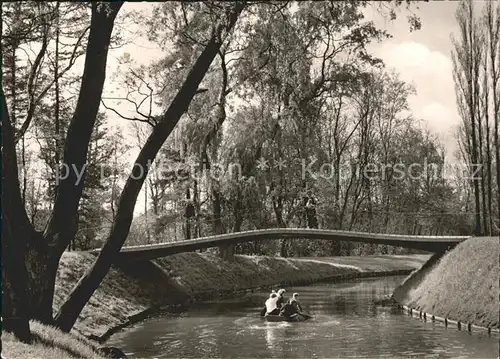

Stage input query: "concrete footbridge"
[{"left": 90, "top": 229, "right": 471, "bottom": 264}]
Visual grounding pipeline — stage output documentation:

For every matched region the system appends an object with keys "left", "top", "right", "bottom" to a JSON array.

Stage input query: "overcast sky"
[{"left": 366, "top": 1, "right": 461, "bottom": 155}]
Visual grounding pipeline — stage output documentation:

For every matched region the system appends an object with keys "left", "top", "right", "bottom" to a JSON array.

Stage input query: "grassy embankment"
[
  {"left": 393, "top": 236, "right": 499, "bottom": 329},
  {"left": 1, "top": 321, "right": 104, "bottom": 359},
  {"left": 2, "top": 252, "right": 429, "bottom": 358}
]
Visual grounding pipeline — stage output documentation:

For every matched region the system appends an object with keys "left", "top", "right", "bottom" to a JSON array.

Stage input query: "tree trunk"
[
  {"left": 486, "top": 0, "right": 500, "bottom": 234},
  {"left": 471, "top": 108, "right": 482, "bottom": 235},
  {"left": 466, "top": 1, "right": 482, "bottom": 235},
  {"left": 452, "top": 1, "right": 485, "bottom": 235},
  {"left": 43, "top": 3, "right": 122, "bottom": 255},
  {"left": 212, "top": 186, "right": 232, "bottom": 259},
  {"left": 496, "top": 106, "right": 500, "bottom": 233},
  {"left": 185, "top": 218, "right": 191, "bottom": 240},
  {"left": 193, "top": 178, "right": 201, "bottom": 238},
  {"left": 53, "top": 3, "right": 245, "bottom": 332},
  {"left": 54, "top": 1, "right": 61, "bottom": 178},
  {"left": 21, "top": 137, "right": 27, "bottom": 205},
  {"left": 20, "top": 3, "right": 123, "bottom": 323},
  {"left": 202, "top": 49, "right": 232, "bottom": 259},
  {"left": 25, "top": 242, "right": 59, "bottom": 324},
  {"left": 212, "top": 188, "right": 224, "bottom": 235},
  {"left": 185, "top": 187, "right": 192, "bottom": 240},
  {"left": 2, "top": 90, "right": 32, "bottom": 343},
  {"left": 144, "top": 178, "right": 151, "bottom": 243},
  {"left": 482, "top": 52, "right": 493, "bottom": 235},
  {"left": 477, "top": 101, "right": 488, "bottom": 234},
  {"left": 493, "top": 52, "right": 500, "bottom": 232},
  {"left": 233, "top": 187, "right": 243, "bottom": 232}
]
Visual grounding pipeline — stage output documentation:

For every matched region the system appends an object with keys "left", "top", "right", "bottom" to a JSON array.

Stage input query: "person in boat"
[
  {"left": 276, "top": 288, "right": 286, "bottom": 309},
  {"left": 289, "top": 292, "right": 303, "bottom": 312},
  {"left": 279, "top": 292, "right": 302, "bottom": 318},
  {"left": 260, "top": 290, "right": 278, "bottom": 316},
  {"left": 264, "top": 292, "right": 280, "bottom": 316}
]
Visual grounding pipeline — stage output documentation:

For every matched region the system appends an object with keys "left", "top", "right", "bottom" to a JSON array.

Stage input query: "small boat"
[{"left": 264, "top": 312, "right": 312, "bottom": 322}]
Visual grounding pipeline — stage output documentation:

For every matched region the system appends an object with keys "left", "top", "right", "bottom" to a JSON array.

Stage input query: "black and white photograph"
[{"left": 1, "top": 1, "right": 499, "bottom": 358}]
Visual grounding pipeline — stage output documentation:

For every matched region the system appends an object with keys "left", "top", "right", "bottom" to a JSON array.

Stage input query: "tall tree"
[
  {"left": 2, "top": 2, "right": 123, "bottom": 324},
  {"left": 54, "top": 2, "right": 247, "bottom": 332},
  {"left": 452, "top": 0, "right": 484, "bottom": 235},
  {"left": 484, "top": 0, "right": 500, "bottom": 230},
  {"left": 479, "top": 38, "right": 493, "bottom": 235}
]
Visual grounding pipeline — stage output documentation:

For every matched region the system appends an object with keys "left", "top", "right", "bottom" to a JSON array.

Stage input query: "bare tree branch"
[
  {"left": 15, "top": 24, "right": 91, "bottom": 142},
  {"left": 100, "top": 99, "right": 156, "bottom": 128}
]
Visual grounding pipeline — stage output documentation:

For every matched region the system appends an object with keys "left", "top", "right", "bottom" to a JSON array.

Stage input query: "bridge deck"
[{"left": 90, "top": 229, "right": 471, "bottom": 263}]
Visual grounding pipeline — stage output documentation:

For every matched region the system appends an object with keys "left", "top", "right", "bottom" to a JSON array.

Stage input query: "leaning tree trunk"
[{"left": 54, "top": 2, "right": 246, "bottom": 332}]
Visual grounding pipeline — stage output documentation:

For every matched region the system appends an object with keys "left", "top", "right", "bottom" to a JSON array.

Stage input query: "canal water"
[{"left": 107, "top": 276, "right": 498, "bottom": 358}]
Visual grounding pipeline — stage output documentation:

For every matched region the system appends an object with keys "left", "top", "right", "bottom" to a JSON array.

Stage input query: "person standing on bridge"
[
  {"left": 184, "top": 197, "right": 195, "bottom": 240},
  {"left": 305, "top": 190, "right": 318, "bottom": 229}
]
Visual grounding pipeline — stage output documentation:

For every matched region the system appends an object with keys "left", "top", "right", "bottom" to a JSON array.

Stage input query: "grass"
[
  {"left": 393, "top": 237, "right": 499, "bottom": 328},
  {"left": 53, "top": 252, "right": 174, "bottom": 339},
  {"left": 2, "top": 321, "right": 103, "bottom": 359},
  {"left": 155, "top": 253, "right": 430, "bottom": 299}
]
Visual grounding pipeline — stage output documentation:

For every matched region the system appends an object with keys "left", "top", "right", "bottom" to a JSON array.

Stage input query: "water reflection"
[
  {"left": 107, "top": 276, "right": 499, "bottom": 358},
  {"left": 264, "top": 323, "right": 280, "bottom": 349}
]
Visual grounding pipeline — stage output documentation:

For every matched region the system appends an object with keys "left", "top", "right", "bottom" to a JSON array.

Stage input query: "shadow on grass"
[{"left": 31, "top": 332, "right": 87, "bottom": 358}]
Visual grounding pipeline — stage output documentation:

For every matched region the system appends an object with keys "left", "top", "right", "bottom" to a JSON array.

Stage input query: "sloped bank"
[
  {"left": 51, "top": 252, "right": 428, "bottom": 343},
  {"left": 393, "top": 237, "right": 499, "bottom": 330}
]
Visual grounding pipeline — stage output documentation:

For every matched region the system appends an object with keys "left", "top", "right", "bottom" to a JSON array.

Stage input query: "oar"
[
  {"left": 259, "top": 307, "right": 266, "bottom": 317},
  {"left": 299, "top": 311, "right": 313, "bottom": 319}
]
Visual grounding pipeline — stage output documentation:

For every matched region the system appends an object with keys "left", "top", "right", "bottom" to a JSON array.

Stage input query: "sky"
[
  {"left": 103, "top": 1, "right": 464, "bottom": 215},
  {"left": 365, "top": 1, "right": 461, "bottom": 155}
]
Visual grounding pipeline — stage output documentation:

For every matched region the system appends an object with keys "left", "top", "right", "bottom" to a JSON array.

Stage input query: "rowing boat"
[{"left": 264, "top": 312, "right": 312, "bottom": 322}]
